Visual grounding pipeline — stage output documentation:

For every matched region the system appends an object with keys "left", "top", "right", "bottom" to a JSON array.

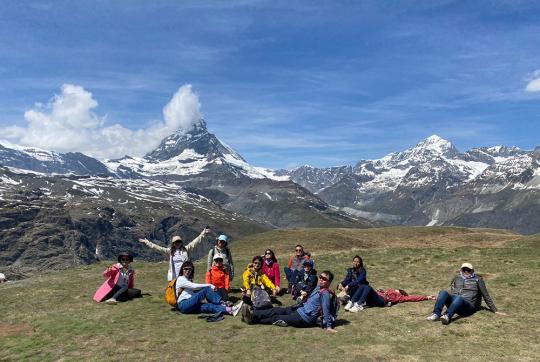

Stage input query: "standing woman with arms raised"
[{"left": 139, "top": 227, "right": 213, "bottom": 281}]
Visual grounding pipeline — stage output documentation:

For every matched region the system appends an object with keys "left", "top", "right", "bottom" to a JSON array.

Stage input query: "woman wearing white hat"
[
  {"left": 426, "top": 262, "right": 507, "bottom": 325},
  {"left": 138, "top": 227, "right": 213, "bottom": 281}
]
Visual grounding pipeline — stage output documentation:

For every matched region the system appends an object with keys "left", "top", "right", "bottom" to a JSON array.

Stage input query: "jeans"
[
  {"left": 433, "top": 290, "right": 476, "bottom": 319},
  {"left": 351, "top": 284, "right": 385, "bottom": 307},
  {"left": 178, "top": 287, "right": 227, "bottom": 314},
  {"left": 284, "top": 267, "right": 299, "bottom": 284},
  {"left": 253, "top": 306, "right": 311, "bottom": 327},
  {"left": 106, "top": 285, "right": 142, "bottom": 302}
]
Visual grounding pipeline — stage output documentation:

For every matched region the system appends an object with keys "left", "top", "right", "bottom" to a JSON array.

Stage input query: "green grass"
[{"left": 1, "top": 227, "right": 538, "bottom": 361}]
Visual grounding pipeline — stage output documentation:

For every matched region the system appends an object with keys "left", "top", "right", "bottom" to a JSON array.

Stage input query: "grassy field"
[{"left": 1, "top": 226, "right": 539, "bottom": 361}]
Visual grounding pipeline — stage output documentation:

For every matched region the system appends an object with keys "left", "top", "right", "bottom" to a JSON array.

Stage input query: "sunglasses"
[
  {"left": 318, "top": 275, "right": 329, "bottom": 282},
  {"left": 295, "top": 249, "right": 303, "bottom": 252},
  {"left": 461, "top": 268, "right": 472, "bottom": 273},
  {"left": 265, "top": 252, "right": 272, "bottom": 255},
  {"left": 120, "top": 258, "right": 130, "bottom": 262}
]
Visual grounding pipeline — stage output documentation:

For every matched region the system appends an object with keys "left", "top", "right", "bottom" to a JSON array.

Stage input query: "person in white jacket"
[
  {"left": 175, "top": 261, "right": 241, "bottom": 316},
  {"left": 138, "top": 227, "right": 213, "bottom": 281}
]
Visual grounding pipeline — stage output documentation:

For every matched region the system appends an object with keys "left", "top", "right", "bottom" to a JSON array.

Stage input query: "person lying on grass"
[
  {"left": 138, "top": 227, "right": 213, "bottom": 281},
  {"left": 176, "top": 261, "right": 241, "bottom": 316},
  {"left": 343, "top": 284, "right": 436, "bottom": 312},
  {"left": 205, "top": 255, "right": 231, "bottom": 301},
  {"left": 240, "top": 270, "right": 338, "bottom": 333},
  {"left": 93, "top": 252, "right": 141, "bottom": 305},
  {"left": 337, "top": 255, "right": 369, "bottom": 312},
  {"left": 426, "top": 262, "right": 508, "bottom": 325}
]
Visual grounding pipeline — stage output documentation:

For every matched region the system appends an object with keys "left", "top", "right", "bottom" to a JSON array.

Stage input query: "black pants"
[
  {"left": 252, "top": 306, "right": 311, "bottom": 327},
  {"left": 105, "top": 285, "right": 142, "bottom": 302}
]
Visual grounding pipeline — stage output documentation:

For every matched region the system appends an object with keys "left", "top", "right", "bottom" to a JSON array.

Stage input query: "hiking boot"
[
  {"left": 426, "top": 313, "right": 440, "bottom": 321},
  {"left": 441, "top": 314, "right": 451, "bottom": 325},
  {"left": 105, "top": 298, "right": 117, "bottom": 305},
  {"left": 232, "top": 301, "right": 243, "bottom": 316},
  {"left": 272, "top": 320, "right": 288, "bottom": 327},
  {"left": 344, "top": 301, "right": 354, "bottom": 311},
  {"left": 241, "top": 304, "right": 254, "bottom": 324},
  {"left": 349, "top": 303, "right": 365, "bottom": 313},
  {"left": 223, "top": 301, "right": 234, "bottom": 308}
]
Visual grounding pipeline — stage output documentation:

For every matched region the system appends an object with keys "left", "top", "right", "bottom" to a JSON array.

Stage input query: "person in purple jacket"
[{"left": 337, "top": 255, "right": 369, "bottom": 312}]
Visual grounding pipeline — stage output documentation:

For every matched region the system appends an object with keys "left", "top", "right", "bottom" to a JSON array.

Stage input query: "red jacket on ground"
[
  {"left": 205, "top": 265, "right": 230, "bottom": 291},
  {"left": 376, "top": 289, "right": 429, "bottom": 304}
]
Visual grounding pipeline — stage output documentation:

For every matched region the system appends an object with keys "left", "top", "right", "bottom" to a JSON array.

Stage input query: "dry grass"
[{"left": 0, "top": 226, "right": 538, "bottom": 361}]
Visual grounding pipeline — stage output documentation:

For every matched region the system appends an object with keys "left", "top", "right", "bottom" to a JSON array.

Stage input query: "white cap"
[
  {"left": 213, "top": 254, "right": 225, "bottom": 261},
  {"left": 0, "top": 273, "right": 6, "bottom": 282},
  {"left": 460, "top": 262, "right": 474, "bottom": 270}
]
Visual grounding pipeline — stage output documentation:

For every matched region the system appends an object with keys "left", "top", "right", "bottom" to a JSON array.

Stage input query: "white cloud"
[
  {"left": 525, "top": 70, "right": 540, "bottom": 92},
  {"left": 3, "top": 84, "right": 202, "bottom": 159}
]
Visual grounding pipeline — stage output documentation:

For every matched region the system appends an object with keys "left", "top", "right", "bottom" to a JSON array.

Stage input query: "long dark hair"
[
  {"left": 264, "top": 249, "right": 277, "bottom": 263},
  {"left": 179, "top": 261, "right": 195, "bottom": 281},
  {"left": 353, "top": 255, "right": 364, "bottom": 269}
]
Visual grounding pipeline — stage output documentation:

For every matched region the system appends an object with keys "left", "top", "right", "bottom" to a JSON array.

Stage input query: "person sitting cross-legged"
[{"left": 240, "top": 270, "right": 337, "bottom": 333}]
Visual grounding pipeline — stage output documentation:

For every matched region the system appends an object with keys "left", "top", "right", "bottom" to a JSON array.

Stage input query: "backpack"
[
  {"left": 251, "top": 286, "right": 272, "bottom": 310},
  {"left": 165, "top": 278, "right": 183, "bottom": 307},
  {"left": 317, "top": 289, "right": 339, "bottom": 328}
]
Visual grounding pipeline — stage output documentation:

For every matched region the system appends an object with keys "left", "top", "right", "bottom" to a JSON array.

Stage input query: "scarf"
[
  {"left": 264, "top": 259, "right": 273, "bottom": 267},
  {"left": 460, "top": 271, "right": 477, "bottom": 280}
]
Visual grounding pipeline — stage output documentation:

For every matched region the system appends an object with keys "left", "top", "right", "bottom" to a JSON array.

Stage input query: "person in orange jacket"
[{"left": 205, "top": 254, "right": 231, "bottom": 301}]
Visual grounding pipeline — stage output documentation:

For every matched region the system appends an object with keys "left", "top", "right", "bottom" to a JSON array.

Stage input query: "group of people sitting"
[{"left": 93, "top": 227, "right": 506, "bottom": 331}]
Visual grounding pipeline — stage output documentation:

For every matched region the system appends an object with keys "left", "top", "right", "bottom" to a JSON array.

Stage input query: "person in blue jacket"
[
  {"left": 240, "top": 270, "right": 337, "bottom": 332},
  {"left": 337, "top": 255, "right": 369, "bottom": 312},
  {"left": 291, "top": 259, "right": 318, "bottom": 301}
]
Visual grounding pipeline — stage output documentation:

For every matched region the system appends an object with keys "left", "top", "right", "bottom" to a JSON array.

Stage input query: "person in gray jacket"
[{"left": 426, "top": 262, "right": 507, "bottom": 325}]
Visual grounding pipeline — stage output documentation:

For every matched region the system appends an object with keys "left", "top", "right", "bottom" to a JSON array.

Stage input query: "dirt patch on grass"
[{"left": 0, "top": 323, "right": 33, "bottom": 337}]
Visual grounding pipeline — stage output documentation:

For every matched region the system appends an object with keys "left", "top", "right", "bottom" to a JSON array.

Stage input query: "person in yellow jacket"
[{"left": 243, "top": 255, "right": 279, "bottom": 297}]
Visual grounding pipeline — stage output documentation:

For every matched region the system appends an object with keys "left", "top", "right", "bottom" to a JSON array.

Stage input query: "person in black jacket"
[
  {"left": 337, "top": 255, "right": 369, "bottom": 312},
  {"left": 426, "top": 262, "right": 507, "bottom": 325},
  {"left": 291, "top": 259, "right": 318, "bottom": 302}
]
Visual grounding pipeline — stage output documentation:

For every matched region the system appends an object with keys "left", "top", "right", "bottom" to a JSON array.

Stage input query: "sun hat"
[
  {"left": 117, "top": 252, "right": 134, "bottom": 263},
  {"left": 171, "top": 235, "right": 183, "bottom": 243},
  {"left": 460, "top": 262, "right": 474, "bottom": 270}
]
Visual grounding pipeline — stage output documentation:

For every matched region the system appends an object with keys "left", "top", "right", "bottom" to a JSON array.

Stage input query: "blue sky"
[{"left": 1, "top": 0, "right": 540, "bottom": 168}]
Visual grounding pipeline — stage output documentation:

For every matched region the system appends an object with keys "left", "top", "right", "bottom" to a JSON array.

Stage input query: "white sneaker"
[
  {"left": 105, "top": 298, "right": 117, "bottom": 305},
  {"left": 232, "top": 301, "right": 243, "bottom": 316},
  {"left": 426, "top": 313, "right": 440, "bottom": 321},
  {"left": 344, "top": 301, "right": 354, "bottom": 311},
  {"left": 349, "top": 303, "right": 365, "bottom": 313}
]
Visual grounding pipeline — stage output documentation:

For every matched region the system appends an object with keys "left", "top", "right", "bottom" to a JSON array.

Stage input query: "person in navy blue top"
[
  {"left": 337, "top": 255, "right": 369, "bottom": 312},
  {"left": 240, "top": 270, "right": 337, "bottom": 332}
]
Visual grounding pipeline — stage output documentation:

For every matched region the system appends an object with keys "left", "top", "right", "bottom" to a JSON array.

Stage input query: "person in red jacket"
[
  {"left": 347, "top": 284, "right": 434, "bottom": 312},
  {"left": 262, "top": 249, "right": 281, "bottom": 294},
  {"left": 377, "top": 288, "right": 435, "bottom": 305},
  {"left": 205, "top": 255, "right": 231, "bottom": 301}
]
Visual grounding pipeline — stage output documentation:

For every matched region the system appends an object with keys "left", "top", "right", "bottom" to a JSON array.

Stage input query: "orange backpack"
[{"left": 165, "top": 279, "right": 183, "bottom": 307}]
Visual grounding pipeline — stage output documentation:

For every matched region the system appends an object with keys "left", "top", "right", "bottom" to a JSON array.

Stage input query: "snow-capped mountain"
[
  {"left": 105, "top": 119, "right": 285, "bottom": 181},
  {"left": 0, "top": 140, "right": 111, "bottom": 176},
  {"left": 283, "top": 135, "right": 540, "bottom": 233}
]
